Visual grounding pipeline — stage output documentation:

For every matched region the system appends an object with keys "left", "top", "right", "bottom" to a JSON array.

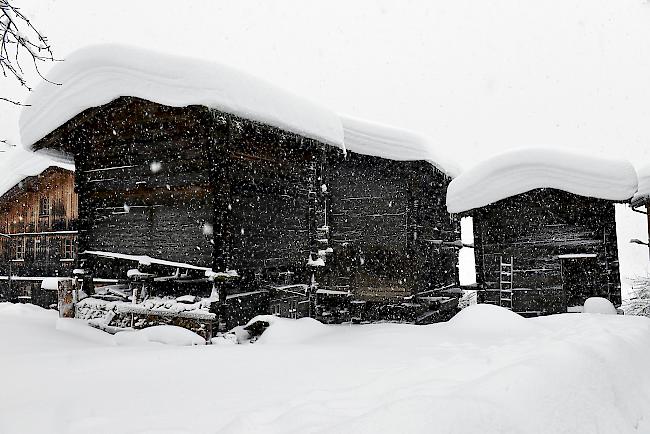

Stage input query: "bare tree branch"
[{"left": 1, "top": 0, "right": 58, "bottom": 101}]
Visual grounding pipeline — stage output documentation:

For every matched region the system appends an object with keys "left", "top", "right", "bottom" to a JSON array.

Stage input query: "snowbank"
[
  {"left": 245, "top": 314, "right": 330, "bottom": 344},
  {"left": 446, "top": 147, "right": 638, "bottom": 213},
  {"left": 114, "top": 325, "right": 205, "bottom": 346},
  {"left": 0, "top": 148, "right": 74, "bottom": 197},
  {"left": 340, "top": 116, "right": 459, "bottom": 177},
  {"left": 0, "top": 301, "right": 49, "bottom": 317},
  {"left": 447, "top": 303, "right": 542, "bottom": 337},
  {"left": 2, "top": 302, "right": 650, "bottom": 433},
  {"left": 20, "top": 44, "right": 344, "bottom": 152}
]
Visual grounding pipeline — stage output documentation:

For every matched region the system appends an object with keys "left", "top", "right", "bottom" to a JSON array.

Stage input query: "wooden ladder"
[{"left": 499, "top": 256, "right": 514, "bottom": 310}]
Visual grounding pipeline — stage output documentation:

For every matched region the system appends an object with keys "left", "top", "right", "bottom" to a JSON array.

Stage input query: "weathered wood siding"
[
  {"left": 324, "top": 152, "right": 459, "bottom": 301},
  {"left": 217, "top": 116, "right": 320, "bottom": 291},
  {"left": 0, "top": 168, "right": 77, "bottom": 278},
  {"left": 472, "top": 188, "right": 621, "bottom": 313},
  {"left": 70, "top": 98, "right": 214, "bottom": 269},
  {"left": 30, "top": 96, "right": 460, "bottom": 325}
]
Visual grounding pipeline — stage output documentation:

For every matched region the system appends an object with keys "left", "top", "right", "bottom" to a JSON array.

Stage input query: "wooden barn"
[
  {"left": 446, "top": 148, "right": 637, "bottom": 315},
  {"left": 20, "top": 45, "right": 460, "bottom": 329},
  {"left": 0, "top": 153, "right": 77, "bottom": 306}
]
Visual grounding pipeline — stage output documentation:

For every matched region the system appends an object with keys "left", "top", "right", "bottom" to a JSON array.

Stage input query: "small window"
[
  {"left": 12, "top": 238, "right": 24, "bottom": 261},
  {"left": 39, "top": 196, "right": 50, "bottom": 217},
  {"left": 62, "top": 237, "right": 75, "bottom": 260}
]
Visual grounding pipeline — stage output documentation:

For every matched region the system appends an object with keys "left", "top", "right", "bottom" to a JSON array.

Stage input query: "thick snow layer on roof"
[
  {"left": 19, "top": 44, "right": 344, "bottom": 151},
  {"left": 447, "top": 147, "right": 638, "bottom": 213},
  {"left": 341, "top": 116, "right": 459, "bottom": 177},
  {"left": 0, "top": 148, "right": 74, "bottom": 198},
  {"left": 632, "top": 163, "right": 650, "bottom": 205}
]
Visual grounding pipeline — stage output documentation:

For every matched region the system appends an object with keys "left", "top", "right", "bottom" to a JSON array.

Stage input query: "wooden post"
[{"left": 57, "top": 278, "right": 75, "bottom": 318}]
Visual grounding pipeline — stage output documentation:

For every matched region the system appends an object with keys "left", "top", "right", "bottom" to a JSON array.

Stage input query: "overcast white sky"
[{"left": 2, "top": 0, "right": 650, "bottom": 291}]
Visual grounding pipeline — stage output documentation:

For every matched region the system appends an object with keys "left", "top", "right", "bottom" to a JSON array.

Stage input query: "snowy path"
[{"left": 1, "top": 303, "right": 650, "bottom": 434}]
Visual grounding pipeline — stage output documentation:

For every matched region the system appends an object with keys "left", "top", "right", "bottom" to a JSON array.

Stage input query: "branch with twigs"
[{"left": 1, "top": 0, "right": 58, "bottom": 106}]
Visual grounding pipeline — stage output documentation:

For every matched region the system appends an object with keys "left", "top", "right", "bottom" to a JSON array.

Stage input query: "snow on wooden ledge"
[
  {"left": 19, "top": 44, "right": 345, "bottom": 152},
  {"left": 446, "top": 147, "right": 638, "bottom": 213}
]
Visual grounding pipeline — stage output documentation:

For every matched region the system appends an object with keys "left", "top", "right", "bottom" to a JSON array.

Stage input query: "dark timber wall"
[
  {"left": 31, "top": 96, "right": 459, "bottom": 326},
  {"left": 323, "top": 152, "right": 459, "bottom": 302},
  {"left": 472, "top": 188, "right": 621, "bottom": 314}
]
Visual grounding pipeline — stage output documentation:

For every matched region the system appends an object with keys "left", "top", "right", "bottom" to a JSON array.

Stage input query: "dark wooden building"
[
  {"left": 20, "top": 45, "right": 461, "bottom": 327},
  {"left": 447, "top": 148, "right": 637, "bottom": 315},
  {"left": 0, "top": 163, "right": 77, "bottom": 306},
  {"left": 315, "top": 117, "right": 461, "bottom": 323}
]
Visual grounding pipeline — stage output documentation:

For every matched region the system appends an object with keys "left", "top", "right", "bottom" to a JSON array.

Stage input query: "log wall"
[{"left": 472, "top": 189, "right": 621, "bottom": 313}]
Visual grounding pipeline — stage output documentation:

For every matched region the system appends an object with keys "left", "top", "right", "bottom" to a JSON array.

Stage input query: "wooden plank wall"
[
  {"left": 324, "top": 153, "right": 459, "bottom": 300},
  {"left": 219, "top": 116, "right": 320, "bottom": 291},
  {"left": 71, "top": 98, "right": 215, "bottom": 271},
  {"left": 473, "top": 188, "right": 621, "bottom": 312},
  {"left": 0, "top": 168, "right": 77, "bottom": 278}
]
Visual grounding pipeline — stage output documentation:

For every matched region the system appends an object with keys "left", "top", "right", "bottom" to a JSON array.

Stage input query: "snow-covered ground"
[{"left": 2, "top": 302, "right": 650, "bottom": 434}]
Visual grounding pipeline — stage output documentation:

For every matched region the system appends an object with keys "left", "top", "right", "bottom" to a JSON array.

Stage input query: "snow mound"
[
  {"left": 114, "top": 325, "right": 206, "bottom": 346},
  {"left": 583, "top": 297, "right": 618, "bottom": 314},
  {"left": 55, "top": 318, "right": 117, "bottom": 345},
  {"left": 446, "top": 147, "right": 638, "bottom": 213},
  {"left": 0, "top": 302, "right": 50, "bottom": 317},
  {"left": 246, "top": 315, "right": 329, "bottom": 344},
  {"left": 20, "top": 44, "right": 344, "bottom": 152},
  {"left": 340, "top": 115, "right": 459, "bottom": 177},
  {"left": 0, "top": 148, "right": 74, "bottom": 197},
  {"left": 447, "top": 304, "right": 540, "bottom": 336}
]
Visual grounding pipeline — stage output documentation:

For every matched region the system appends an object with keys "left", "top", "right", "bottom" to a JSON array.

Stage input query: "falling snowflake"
[{"left": 150, "top": 161, "right": 162, "bottom": 173}]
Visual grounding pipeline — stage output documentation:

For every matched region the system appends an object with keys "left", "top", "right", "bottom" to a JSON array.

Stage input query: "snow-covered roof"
[
  {"left": 0, "top": 148, "right": 74, "bottom": 198},
  {"left": 340, "top": 116, "right": 459, "bottom": 177},
  {"left": 446, "top": 147, "right": 638, "bottom": 213},
  {"left": 20, "top": 44, "right": 457, "bottom": 174},
  {"left": 19, "top": 44, "right": 345, "bottom": 151},
  {"left": 632, "top": 163, "right": 650, "bottom": 206}
]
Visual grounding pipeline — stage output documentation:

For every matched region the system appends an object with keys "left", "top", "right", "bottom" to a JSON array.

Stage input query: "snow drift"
[
  {"left": 446, "top": 147, "right": 638, "bottom": 213},
  {"left": 1, "top": 303, "right": 650, "bottom": 433},
  {"left": 114, "top": 325, "right": 206, "bottom": 346}
]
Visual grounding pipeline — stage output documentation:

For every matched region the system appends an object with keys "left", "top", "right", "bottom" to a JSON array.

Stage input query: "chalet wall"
[
  {"left": 0, "top": 169, "right": 77, "bottom": 279},
  {"left": 473, "top": 188, "right": 621, "bottom": 313}
]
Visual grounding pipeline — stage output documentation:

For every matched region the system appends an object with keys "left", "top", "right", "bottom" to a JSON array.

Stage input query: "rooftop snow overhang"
[
  {"left": 19, "top": 44, "right": 346, "bottom": 155},
  {"left": 446, "top": 147, "right": 638, "bottom": 214},
  {"left": 19, "top": 44, "right": 457, "bottom": 174},
  {"left": 340, "top": 115, "right": 460, "bottom": 178},
  {"left": 631, "top": 163, "right": 650, "bottom": 208},
  {"left": 0, "top": 150, "right": 74, "bottom": 199}
]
